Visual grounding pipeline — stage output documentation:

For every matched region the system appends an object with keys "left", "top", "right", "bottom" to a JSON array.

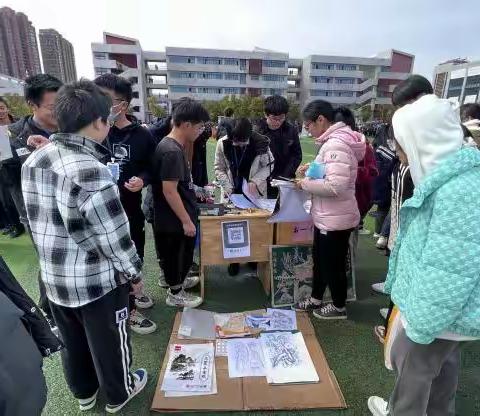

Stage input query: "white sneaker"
[
  {"left": 158, "top": 275, "right": 168, "bottom": 288},
  {"left": 371, "top": 282, "right": 386, "bottom": 294},
  {"left": 359, "top": 228, "right": 371, "bottom": 235},
  {"left": 367, "top": 396, "right": 388, "bottom": 416},
  {"left": 134, "top": 293, "right": 154, "bottom": 309},
  {"left": 380, "top": 308, "right": 389, "bottom": 320},
  {"left": 166, "top": 288, "right": 203, "bottom": 308},
  {"left": 129, "top": 310, "right": 157, "bottom": 335},
  {"left": 183, "top": 274, "right": 200, "bottom": 290},
  {"left": 105, "top": 368, "right": 148, "bottom": 413},
  {"left": 376, "top": 236, "right": 388, "bottom": 249},
  {"left": 373, "top": 233, "right": 381, "bottom": 239},
  {"left": 79, "top": 389, "right": 98, "bottom": 411}
]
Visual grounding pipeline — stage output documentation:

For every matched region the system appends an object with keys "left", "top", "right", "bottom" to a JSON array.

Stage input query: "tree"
[
  {"left": 287, "top": 99, "right": 301, "bottom": 122},
  {"left": 147, "top": 96, "right": 166, "bottom": 119},
  {"left": 358, "top": 105, "right": 373, "bottom": 122},
  {"left": 4, "top": 94, "right": 31, "bottom": 118}
]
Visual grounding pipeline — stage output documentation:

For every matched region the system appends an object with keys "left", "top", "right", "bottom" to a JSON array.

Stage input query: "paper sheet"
[
  {"left": 178, "top": 308, "right": 216, "bottom": 341},
  {"left": 245, "top": 309, "right": 297, "bottom": 332},
  {"left": 261, "top": 332, "right": 319, "bottom": 385},
  {"left": 0, "top": 126, "right": 13, "bottom": 161},
  {"left": 268, "top": 180, "right": 311, "bottom": 223},
  {"left": 227, "top": 338, "right": 266, "bottom": 378},
  {"left": 242, "top": 179, "right": 277, "bottom": 213},
  {"left": 161, "top": 343, "right": 215, "bottom": 393},
  {"left": 229, "top": 194, "right": 256, "bottom": 209}
]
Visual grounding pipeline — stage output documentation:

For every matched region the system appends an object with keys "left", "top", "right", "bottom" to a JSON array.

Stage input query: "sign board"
[{"left": 221, "top": 220, "right": 250, "bottom": 259}]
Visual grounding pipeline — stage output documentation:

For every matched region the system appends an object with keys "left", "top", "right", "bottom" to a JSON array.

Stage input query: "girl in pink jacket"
[{"left": 293, "top": 100, "right": 365, "bottom": 319}]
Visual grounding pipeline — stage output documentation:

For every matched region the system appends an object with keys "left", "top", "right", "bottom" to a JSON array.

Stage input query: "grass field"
[{"left": 1, "top": 139, "right": 479, "bottom": 416}]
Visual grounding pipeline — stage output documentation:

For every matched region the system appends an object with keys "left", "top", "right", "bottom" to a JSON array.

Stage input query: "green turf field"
[{"left": 1, "top": 139, "right": 478, "bottom": 415}]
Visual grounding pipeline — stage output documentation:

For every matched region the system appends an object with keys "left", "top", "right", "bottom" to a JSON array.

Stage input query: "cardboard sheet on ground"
[
  {"left": 268, "top": 180, "right": 311, "bottom": 223},
  {"left": 152, "top": 311, "right": 347, "bottom": 412}
]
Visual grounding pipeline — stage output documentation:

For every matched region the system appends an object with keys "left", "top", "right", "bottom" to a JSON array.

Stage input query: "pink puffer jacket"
[{"left": 301, "top": 122, "right": 366, "bottom": 231}]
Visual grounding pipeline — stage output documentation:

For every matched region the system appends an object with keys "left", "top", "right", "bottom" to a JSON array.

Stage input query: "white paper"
[
  {"left": 268, "top": 180, "right": 311, "bottom": 223},
  {"left": 0, "top": 126, "right": 13, "bottom": 161},
  {"left": 164, "top": 369, "right": 217, "bottom": 397},
  {"left": 265, "top": 309, "right": 297, "bottom": 331},
  {"left": 261, "top": 332, "right": 319, "bottom": 385},
  {"left": 242, "top": 179, "right": 277, "bottom": 213},
  {"left": 227, "top": 338, "right": 266, "bottom": 378},
  {"left": 229, "top": 194, "right": 256, "bottom": 209},
  {"left": 161, "top": 343, "right": 214, "bottom": 392},
  {"left": 221, "top": 220, "right": 250, "bottom": 259}
]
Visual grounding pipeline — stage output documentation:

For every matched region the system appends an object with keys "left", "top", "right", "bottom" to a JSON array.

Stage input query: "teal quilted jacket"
[{"left": 385, "top": 147, "right": 480, "bottom": 344}]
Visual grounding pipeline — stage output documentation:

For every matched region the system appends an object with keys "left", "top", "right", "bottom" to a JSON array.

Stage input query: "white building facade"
[
  {"left": 433, "top": 59, "right": 480, "bottom": 104},
  {"left": 92, "top": 33, "right": 414, "bottom": 121}
]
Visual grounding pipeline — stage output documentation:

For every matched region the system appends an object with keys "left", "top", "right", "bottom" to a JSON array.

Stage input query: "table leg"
[
  {"left": 258, "top": 262, "right": 271, "bottom": 296},
  {"left": 200, "top": 265, "right": 205, "bottom": 300}
]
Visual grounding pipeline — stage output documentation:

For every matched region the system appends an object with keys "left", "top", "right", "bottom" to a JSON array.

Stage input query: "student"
[
  {"left": 94, "top": 74, "right": 157, "bottom": 335},
  {"left": 3, "top": 75, "right": 63, "bottom": 322},
  {"left": 214, "top": 117, "right": 274, "bottom": 276},
  {"left": 256, "top": 95, "right": 302, "bottom": 198},
  {"left": 368, "top": 82, "right": 480, "bottom": 416},
  {"left": 152, "top": 99, "right": 209, "bottom": 308},
  {"left": 216, "top": 107, "right": 234, "bottom": 139},
  {"left": 293, "top": 100, "right": 365, "bottom": 320},
  {"left": 0, "top": 96, "right": 16, "bottom": 125},
  {"left": 21, "top": 80, "right": 147, "bottom": 414}
]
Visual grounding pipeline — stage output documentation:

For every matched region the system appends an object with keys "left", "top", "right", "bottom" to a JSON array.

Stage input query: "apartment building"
[
  {"left": 433, "top": 58, "right": 480, "bottom": 104},
  {"left": 40, "top": 29, "right": 77, "bottom": 83},
  {"left": 0, "top": 7, "right": 42, "bottom": 80},
  {"left": 92, "top": 32, "right": 414, "bottom": 121}
]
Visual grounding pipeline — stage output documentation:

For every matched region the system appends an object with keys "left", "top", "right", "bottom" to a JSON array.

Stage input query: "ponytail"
[{"left": 334, "top": 106, "right": 357, "bottom": 131}]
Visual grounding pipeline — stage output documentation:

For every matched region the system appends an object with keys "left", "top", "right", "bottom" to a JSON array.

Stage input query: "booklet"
[{"left": 161, "top": 343, "right": 215, "bottom": 393}]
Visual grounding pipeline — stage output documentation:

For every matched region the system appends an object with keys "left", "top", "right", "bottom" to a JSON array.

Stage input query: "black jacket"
[
  {"left": 148, "top": 116, "right": 172, "bottom": 144},
  {"left": 256, "top": 118, "right": 302, "bottom": 179},
  {"left": 192, "top": 125, "right": 212, "bottom": 187},
  {"left": 107, "top": 116, "right": 156, "bottom": 195},
  {"left": 2, "top": 116, "right": 52, "bottom": 187},
  {"left": 0, "top": 256, "right": 62, "bottom": 358}
]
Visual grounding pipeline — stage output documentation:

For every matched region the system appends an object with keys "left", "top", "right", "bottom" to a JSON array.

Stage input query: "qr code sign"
[{"left": 228, "top": 227, "right": 244, "bottom": 244}]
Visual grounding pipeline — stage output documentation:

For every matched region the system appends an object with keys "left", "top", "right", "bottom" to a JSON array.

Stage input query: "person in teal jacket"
[{"left": 368, "top": 78, "right": 480, "bottom": 416}]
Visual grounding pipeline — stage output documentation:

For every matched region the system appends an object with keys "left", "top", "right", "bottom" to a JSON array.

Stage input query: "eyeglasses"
[
  {"left": 39, "top": 104, "right": 55, "bottom": 111},
  {"left": 267, "top": 114, "right": 286, "bottom": 123},
  {"left": 304, "top": 121, "right": 314, "bottom": 130}
]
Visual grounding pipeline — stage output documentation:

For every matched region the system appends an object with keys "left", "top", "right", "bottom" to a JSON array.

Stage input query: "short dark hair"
[
  {"left": 264, "top": 95, "right": 289, "bottom": 116},
  {"left": 229, "top": 118, "right": 252, "bottom": 142},
  {"left": 334, "top": 106, "right": 357, "bottom": 131},
  {"left": 460, "top": 103, "right": 480, "bottom": 122},
  {"left": 24, "top": 74, "right": 62, "bottom": 106},
  {"left": 224, "top": 107, "right": 234, "bottom": 117},
  {"left": 172, "top": 99, "right": 210, "bottom": 127},
  {"left": 0, "top": 97, "right": 8, "bottom": 107},
  {"left": 392, "top": 75, "right": 433, "bottom": 107},
  {"left": 94, "top": 73, "right": 133, "bottom": 103},
  {"left": 55, "top": 80, "right": 112, "bottom": 133},
  {"left": 302, "top": 100, "right": 335, "bottom": 123}
]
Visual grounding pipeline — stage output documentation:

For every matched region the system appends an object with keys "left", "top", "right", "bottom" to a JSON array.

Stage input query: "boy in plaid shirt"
[{"left": 21, "top": 80, "right": 147, "bottom": 414}]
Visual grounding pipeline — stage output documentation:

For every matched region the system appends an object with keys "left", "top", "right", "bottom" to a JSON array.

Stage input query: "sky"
[{"left": 4, "top": 0, "right": 480, "bottom": 80}]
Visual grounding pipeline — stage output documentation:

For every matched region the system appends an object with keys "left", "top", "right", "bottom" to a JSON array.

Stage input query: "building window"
[
  {"left": 239, "top": 59, "right": 247, "bottom": 70},
  {"left": 147, "top": 75, "right": 166, "bottom": 84},
  {"left": 311, "top": 76, "right": 332, "bottom": 83},
  {"left": 132, "top": 91, "right": 139, "bottom": 99},
  {"left": 199, "top": 72, "right": 223, "bottom": 79},
  {"left": 129, "top": 77, "right": 138, "bottom": 84},
  {"left": 225, "top": 73, "right": 240, "bottom": 80},
  {"left": 168, "top": 55, "right": 195, "bottom": 64},
  {"left": 170, "top": 85, "right": 190, "bottom": 93},
  {"left": 94, "top": 67, "right": 109, "bottom": 76},
  {"left": 240, "top": 74, "right": 247, "bottom": 84},
  {"left": 312, "top": 63, "right": 335, "bottom": 70},
  {"left": 199, "top": 57, "right": 223, "bottom": 65},
  {"left": 336, "top": 64, "right": 357, "bottom": 71},
  {"left": 381, "top": 66, "right": 391, "bottom": 72},
  {"left": 288, "top": 68, "right": 299, "bottom": 76},
  {"left": 170, "top": 71, "right": 194, "bottom": 79},
  {"left": 262, "top": 74, "right": 286, "bottom": 82},
  {"left": 263, "top": 60, "right": 286, "bottom": 68},
  {"left": 262, "top": 88, "right": 284, "bottom": 96},
  {"left": 336, "top": 77, "right": 355, "bottom": 84},
  {"left": 224, "top": 87, "right": 240, "bottom": 94},
  {"left": 146, "top": 61, "right": 166, "bottom": 71},
  {"left": 251, "top": 75, "right": 259, "bottom": 81},
  {"left": 224, "top": 58, "right": 239, "bottom": 66},
  {"left": 310, "top": 90, "right": 327, "bottom": 97},
  {"left": 93, "top": 52, "right": 107, "bottom": 60}
]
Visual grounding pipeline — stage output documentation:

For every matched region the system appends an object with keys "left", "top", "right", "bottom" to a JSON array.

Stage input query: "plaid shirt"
[{"left": 22, "top": 133, "right": 142, "bottom": 307}]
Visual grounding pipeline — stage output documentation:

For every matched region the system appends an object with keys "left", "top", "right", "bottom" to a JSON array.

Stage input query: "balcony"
[
  {"left": 378, "top": 71, "right": 409, "bottom": 81},
  {"left": 357, "top": 90, "right": 375, "bottom": 104},
  {"left": 310, "top": 68, "right": 364, "bottom": 79}
]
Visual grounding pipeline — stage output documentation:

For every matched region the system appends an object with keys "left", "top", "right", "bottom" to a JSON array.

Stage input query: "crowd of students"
[{"left": 1, "top": 72, "right": 479, "bottom": 415}]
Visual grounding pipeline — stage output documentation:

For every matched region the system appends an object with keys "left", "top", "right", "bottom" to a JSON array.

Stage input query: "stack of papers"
[
  {"left": 161, "top": 343, "right": 217, "bottom": 396},
  {"left": 214, "top": 312, "right": 260, "bottom": 338},
  {"left": 239, "top": 179, "right": 277, "bottom": 213},
  {"left": 260, "top": 332, "right": 319, "bottom": 385}
]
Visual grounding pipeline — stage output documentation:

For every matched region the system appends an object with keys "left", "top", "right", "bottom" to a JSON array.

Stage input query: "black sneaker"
[
  {"left": 9, "top": 225, "right": 25, "bottom": 238},
  {"left": 313, "top": 303, "right": 347, "bottom": 320},
  {"left": 292, "top": 297, "right": 322, "bottom": 312},
  {"left": 1, "top": 226, "right": 12, "bottom": 235},
  {"left": 227, "top": 263, "right": 240, "bottom": 276}
]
